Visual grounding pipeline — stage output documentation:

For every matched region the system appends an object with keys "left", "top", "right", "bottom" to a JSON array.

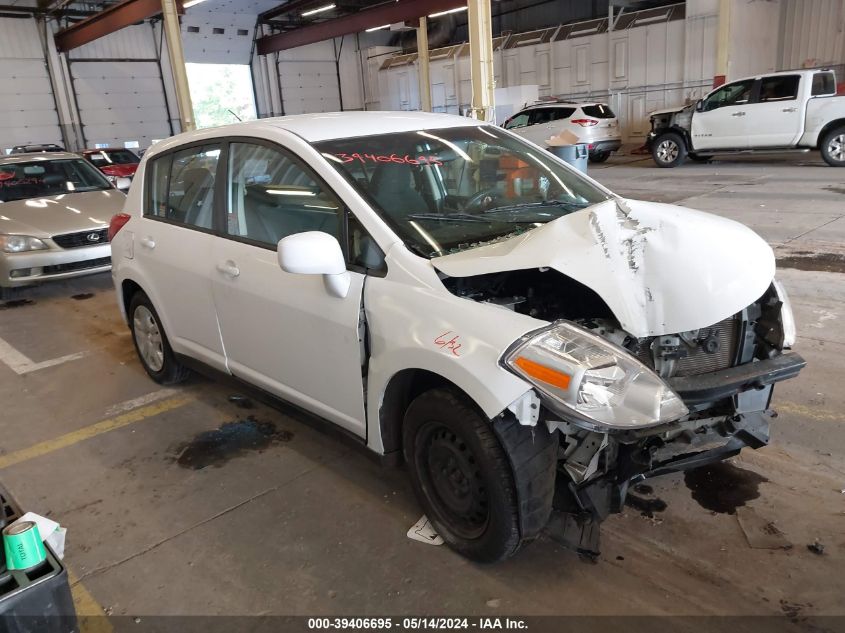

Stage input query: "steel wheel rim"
[
  {"left": 657, "top": 139, "right": 679, "bottom": 163},
  {"left": 829, "top": 134, "right": 845, "bottom": 162},
  {"left": 416, "top": 422, "right": 489, "bottom": 540},
  {"left": 133, "top": 305, "right": 164, "bottom": 372}
]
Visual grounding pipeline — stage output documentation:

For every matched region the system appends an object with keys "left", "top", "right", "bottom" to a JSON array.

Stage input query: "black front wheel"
[
  {"left": 403, "top": 389, "right": 523, "bottom": 562},
  {"left": 652, "top": 132, "right": 687, "bottom": 168},
  {"left": 589, "top": 150, "right": 611, "bottom": 163},
  {"left": 820, "top": 125, "right": 845, "bottom": 167}
]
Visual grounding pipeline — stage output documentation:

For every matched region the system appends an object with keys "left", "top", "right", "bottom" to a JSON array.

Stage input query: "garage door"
[
  {"left": 277, "top": 41, "right": 340, "bottom": 115},
  {"left": 0, "top": 17, "right": 63, "bottom": 151},
  {"left": 69, "top": 60, "right": 172, "bottom": 149}
]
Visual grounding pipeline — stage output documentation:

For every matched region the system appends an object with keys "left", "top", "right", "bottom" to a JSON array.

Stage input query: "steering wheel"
[{"left": 463, "top": 189, "right": 505, "bottom": 213}]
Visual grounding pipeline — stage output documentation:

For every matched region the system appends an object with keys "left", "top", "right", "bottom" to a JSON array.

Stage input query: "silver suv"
[{"left": 504, "top": 101, "right": 622, "bottom": 162}]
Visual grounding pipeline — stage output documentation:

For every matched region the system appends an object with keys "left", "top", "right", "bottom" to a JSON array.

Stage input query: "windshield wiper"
[
  {"left": 481, "top": 200, "right": 589, "bottom": 215},
  {"left": 406, "top": 212, "right": 492, "bottom": 223}
]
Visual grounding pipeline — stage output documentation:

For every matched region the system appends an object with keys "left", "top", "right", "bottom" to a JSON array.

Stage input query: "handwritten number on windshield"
[{"left": 334, "top": 153, "right": 443, "bottom": 167}]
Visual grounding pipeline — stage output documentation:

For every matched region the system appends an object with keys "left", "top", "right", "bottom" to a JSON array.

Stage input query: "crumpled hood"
[
  {"left": 0, "top": 190, "right": 124, "bottom": 237},
  {"left": 431, "top": 199, "right": 776, "bottom": 338}
]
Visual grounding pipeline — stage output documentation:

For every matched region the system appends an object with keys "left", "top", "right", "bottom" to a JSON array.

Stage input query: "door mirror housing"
[
  {"left": 115, "top": 176, "right": 132, "bottom": 191},
  {"left": 695, "top": 99, "right": 705, "bottom": 112},
  {"left": 277, "top": 231, "right": 351, "bottom": 298}
]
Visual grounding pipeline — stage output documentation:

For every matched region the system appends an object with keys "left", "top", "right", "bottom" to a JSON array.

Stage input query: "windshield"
[
  {"left": 87, "top": 150, "right": 140, "bottom": 167},
  {"left": 0, "top": 158, "right": 112, "bottom": 203},
  {"left": 314, "top": 126, "right": 610, "bottom": 257}
]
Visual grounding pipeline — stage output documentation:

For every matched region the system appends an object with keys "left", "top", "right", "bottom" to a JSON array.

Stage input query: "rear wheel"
[
  {"left": 820, "top": 125, "right": 845, "bottom": 167},
  {"left": 403, "top": 388, "right": 523, "bottom": 562},
  {"left": 129, "top": 291, "right": 190, "bottom": 384},
  {"left": 652, "top": 132, "right": 687, "bottom": 168},
  {"left": 589, "top": 150, "right": 611, "bottom": 163}
]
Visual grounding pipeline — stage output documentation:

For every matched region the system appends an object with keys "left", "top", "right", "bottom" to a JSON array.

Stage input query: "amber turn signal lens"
[{"left": 514, "top": 356, "right": 572, "bottom": 390}]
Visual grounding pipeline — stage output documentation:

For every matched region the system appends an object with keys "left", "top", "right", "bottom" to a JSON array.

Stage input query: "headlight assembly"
[
  {"left": 502, "top": 321, "right": 688, "bottom": 431},
  {"left": 772, "top": 279, "right": 796, "bottom": 348},
  {"left": 0, "top": 235, "right": 48, "bottom": 253}
]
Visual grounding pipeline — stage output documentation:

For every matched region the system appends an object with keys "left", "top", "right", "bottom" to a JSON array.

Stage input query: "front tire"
[
  {"left": 403, "top": 389, "right": 522, "bottom": 562},
  {"left": 128, "top": 291, "right": 190, "bottom": 384},
  {"left": 820, "top": 125, "right": 845, "bottom": 167},
  {"left": 652, "top": 132, "right": 687, "bottom": 168}
]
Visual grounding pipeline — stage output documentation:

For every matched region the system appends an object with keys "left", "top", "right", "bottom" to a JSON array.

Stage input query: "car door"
[
  {"left": 210, "top": 140, "right": 369, "bottom": 437},
  {"left": 691, "top": 79, "right": 756, "bottom": 150},
  {"left": 743, "top": 74, "right": 804, "bottom": 147},
  {"left": 519, "top": 108, "right": 559, "bottom": 145},
  {"left": 135, "top": 144, "right": 227, "bottom": 370}
]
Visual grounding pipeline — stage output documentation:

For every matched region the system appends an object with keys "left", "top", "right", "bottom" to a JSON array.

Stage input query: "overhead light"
[
  {"left": 365, "top": 24, "right": 390, "bottom": 32},
  {"left": 302, "top": 3, "right": 335, "bottom": 17},
  {"left": 428, "top": 6, "right": 467, "bottom": 18},
  {"left": 183, "top": 0, "right": 208, "bottom": 7}
]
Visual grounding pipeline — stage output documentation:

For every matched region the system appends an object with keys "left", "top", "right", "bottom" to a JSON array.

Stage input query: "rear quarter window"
[
  {"left": 581, "top": 104, "right": 615, "bottom": 118},
  {"left": 811, "top": 72, "right": 836, "bottom": 96}
]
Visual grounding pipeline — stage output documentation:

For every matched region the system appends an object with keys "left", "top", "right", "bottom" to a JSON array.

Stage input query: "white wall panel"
[
  {"left": 0, "top": 17, "right": 62, "bottom": 150},
  {"left": 67, "top": 24, "right": 157, "bottom": 60},
  {"left": 780, "top": 0, "right": 845, "bottom": 69}
]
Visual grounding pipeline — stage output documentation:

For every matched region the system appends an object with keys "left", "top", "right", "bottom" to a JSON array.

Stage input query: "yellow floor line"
[
  {"left": 0, "top": 395, "right": 193, "bottom": 470},
  {"left": 776, "top": 401, "right": 844, "bottom": 423},
  {"left": 69, "top": 570, "right": 114, "bottom": 633}
]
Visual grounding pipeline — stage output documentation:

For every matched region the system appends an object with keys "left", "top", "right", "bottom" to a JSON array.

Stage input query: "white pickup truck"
[{"left": 648, "top": 69, "right": 845, "bottom": 167}]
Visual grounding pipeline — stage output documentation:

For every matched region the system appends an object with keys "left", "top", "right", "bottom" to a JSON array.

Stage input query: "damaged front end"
[
  {"left": 444, "top": 268, "right": 804, "bottom": 556},
  {"left": 504, "top": 284, "right": 803, "bottom": 556}
]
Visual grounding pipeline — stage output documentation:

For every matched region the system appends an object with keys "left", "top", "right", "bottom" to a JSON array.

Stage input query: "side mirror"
[
  {"left": 115, "top": 177, "right": 132, "bottom": 191},
  {"left": 695, "top": 100, "right": 705, "bottom": 112},
  {"left": 277, "top": 231, "right": 350, "bottom": 298}
]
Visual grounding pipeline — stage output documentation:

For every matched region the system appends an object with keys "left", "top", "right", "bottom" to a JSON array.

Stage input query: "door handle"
[
  {"left": 782, "top": 107, "right": 797, "bottom": 113},
  {"left": 731, "top": 111, "right": 746, "bottom": 117},
  {"left": 139, "top": 236, "right": 155, "bottom": 249},
  {"left": 216, "top": 261, "right": 240, "bottom": 278}
]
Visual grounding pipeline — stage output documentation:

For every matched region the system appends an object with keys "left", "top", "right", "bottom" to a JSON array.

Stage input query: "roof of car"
[
  {"left": 521, "top": 101, "right": 605, "bottom": 110},
  {"left": 82, "top": 148, "right": 132, "bottom": 154},
  {"left": 144, "top": 112, "right": 487, "bottom": 158},
  {"left": 0, "top": 152, "right": 81, "bottom": 164}
]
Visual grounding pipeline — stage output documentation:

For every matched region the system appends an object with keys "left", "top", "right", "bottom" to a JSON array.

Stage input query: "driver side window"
[
  {"left": 702, "top": 79, "right": 755, "bottom": 111},
  {"left": 504, "top": 113, "right": 529, "bottom": 129}
]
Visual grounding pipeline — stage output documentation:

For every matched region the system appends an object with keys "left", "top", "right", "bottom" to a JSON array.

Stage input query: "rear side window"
[
  {"left": 145, "top": 144, "right": 220, "bottom": 229},
  {"left": 812, "top": 72, "right": 836, "bottom": 96},
  {"left": 581, "top": 104, "right": 615, "bottom": 118},
  {"left": 759, "top": 75, "right": 800, "bottom": 102},
  {"left": 504, "top": 113, "right": 529, "bottom": 129}
]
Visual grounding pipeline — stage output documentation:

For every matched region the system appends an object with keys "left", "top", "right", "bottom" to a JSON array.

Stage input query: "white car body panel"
[
  {"left": 801, "top": 96, "right": 845, "bottom": 146},
  {"left": 431, "top": 199, "right": 775, "bottom": 338}
]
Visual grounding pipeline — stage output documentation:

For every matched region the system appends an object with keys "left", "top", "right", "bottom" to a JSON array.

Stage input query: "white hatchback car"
[
  {"left": 110, "top": 112, "right": 803, "bottom": 562},
  {"left": 503, "top": 101, "right": 622, "bottom": 162}
]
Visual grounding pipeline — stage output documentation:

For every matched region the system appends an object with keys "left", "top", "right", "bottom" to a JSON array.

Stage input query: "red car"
[{"left": 81, "top": 148, "right": 140, "bottom": 179}]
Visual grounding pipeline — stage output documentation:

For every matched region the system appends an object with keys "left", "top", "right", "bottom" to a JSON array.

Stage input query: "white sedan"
[{"left": 109, "top": 112, "right": 804, "bottom": 562}]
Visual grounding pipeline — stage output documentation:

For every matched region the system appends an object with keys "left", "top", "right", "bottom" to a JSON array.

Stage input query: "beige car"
[{"left": 0, "top": 152, "right": 126, "bottom": 298}]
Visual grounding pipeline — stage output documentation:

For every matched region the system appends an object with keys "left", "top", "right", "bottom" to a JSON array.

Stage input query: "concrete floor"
[{"left": 0, "top": 152, "right": 843, "bottom": 622}]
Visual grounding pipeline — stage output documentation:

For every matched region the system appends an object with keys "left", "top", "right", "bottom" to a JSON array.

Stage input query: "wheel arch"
[
  {"left": 378, "top": 368, "right": 484, "bottom": 459},
  {"left": 817, "top": 118, "right": 845, "bottom": 147}
]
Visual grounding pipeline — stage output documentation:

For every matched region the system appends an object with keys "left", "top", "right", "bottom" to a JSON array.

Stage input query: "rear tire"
[
  {"left": 403, "top": 388, "right": 524, "bottom": 562},
  {"left": 128, "top": 291, "right": 190, "bottom": 385},
  {"left": 589, "top": 151, "right": 611, "bottom": 163},
  {"left": 820, "top": 125, "right": 845, "bottom": 167},
  {"left": 652, "top": 132, "right": 687, "bottom": 168}
]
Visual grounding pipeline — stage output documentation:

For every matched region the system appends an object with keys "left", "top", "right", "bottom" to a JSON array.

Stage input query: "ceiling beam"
[
  {"left": 259, "top": 0, "right": 319, "bottom": 23},
  {"left": 257, "top": 0, "right": 465, "bottom": 54},
  {"left": 54, "top": 0, "right": 183, "bottom": 53}
]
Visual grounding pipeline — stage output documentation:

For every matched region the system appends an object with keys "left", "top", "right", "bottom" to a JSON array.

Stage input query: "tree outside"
[{"left": 186, "top": 63, "right": 257, "bottom": 129}]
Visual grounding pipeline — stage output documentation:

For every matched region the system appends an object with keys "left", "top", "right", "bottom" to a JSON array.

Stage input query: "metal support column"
[
  {"left": 160, "top": 0, "right": 195, "bottom": 131},
  {"left": 467, "top": 0, "right": 494, "bottom": 121},
  {"left": 417, "top": 17, "right": 432, "bottom": 112},
  {"left": 716, "top": 0, "right": 731, "bottom": 85}
]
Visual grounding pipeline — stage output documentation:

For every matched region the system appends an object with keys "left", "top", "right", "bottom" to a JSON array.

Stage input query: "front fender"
[{"left": 363, "top": 273, "right": 543, "bottom": 454}]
